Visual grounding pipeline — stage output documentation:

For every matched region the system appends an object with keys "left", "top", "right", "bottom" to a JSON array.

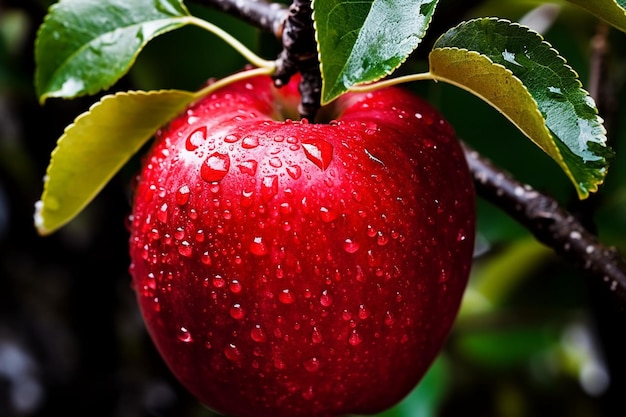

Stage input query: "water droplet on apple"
[
  {"left": 224, "top": 343, "right": 242, "bottom": 362},
  {"left": 303, "top": 357, "right": 320, "bottom": 372},
  {"left": 238, "top": 160, "right": 258, "bottom": 175},
  {"left": 261, "top": 175, "right": 278, "bottom": 202},
  {"left": 250, "top": 236, "right": 268, "bottom": 256},
  {"left": 251, "top": 324, "right": 267, "bottom": 342},
  {"left": 229, "top": 279, "right": 242, "bottom": 293},
  {"left": 384, "top": 311, "right": 394, "bottom": 326},
  {"left": 185, "top": 126, "right": 207, "bottom": 151},
  {"left": 177, "top": 326, "right": 193, "bottom": 343},
  {"left": 319, "top": 207, "right": 337, "bottom": 222},
  {"left": 302, "top": 139, "right": 333, "bottom": 170},
  {"left": 212, "top": 274, "right": 225, "bottom": 288},
  {"left": 377, "top": 232, "right": 389, "bottom": 246},
  {"left": 311, "top": 326, "right": 323, "bottom": 344},
  {"left": 269, "top": 156, "right": 282, "bottom": 168},
  {"left": 343, "top": 239, "right": 360, "bottom": 253},
  {"left": 358, "top": 304, "right": 371, "bottom": 319},
  {"left": 157, "top": 203, "right": 168, "bottom": 223},
  {"left": 201, "top": 251, "right": 212, "bottom": 265},
  {"left": 201, "top": 152, "right": 230, "bottom": 182},
  {"left": 240, "top": 190, "right": 254, "bottom": 208},
  {"left": 364, "top": 122, "right": 378, "bottom": 135},
  {"left": 286, "top": 164, "right": 302, "bottom": 179},
  {"left": 174, "top": 226, "right": 185, "bottom": 240},
  {"left": 177, "top": 241, "right": 192, "bottom": 257},
  {"left": 224, "top": 134, "right": 239, "bottom": 143},
  {"left": 175, "top": 185, "right": 190, "bottom": 205},
  {"left": 302, "top": 386, "right": 315, "bottom": 400},
  {"left": 230, "top": 303, "right": 245, "bottom": 320},
  {"left": 242, "top": 136, "right": 259, "bottom": 148},
  {"left": 278, "top": 289, "right": 295, "bottom": 304},
  {"left": 319, "top": 290, "right": 333, "bottom": 307},
  {"left": 348, "top": 330, "right": 363, "bottom": 346}
]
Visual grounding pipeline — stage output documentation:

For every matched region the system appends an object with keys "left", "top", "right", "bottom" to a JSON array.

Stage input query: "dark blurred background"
[{"left": 2, "top": 0, "right": 626, "bottom": 416}]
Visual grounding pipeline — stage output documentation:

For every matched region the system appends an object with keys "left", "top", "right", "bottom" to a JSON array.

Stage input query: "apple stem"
[
  {"left": 196, "top": 0, "right": 321, "bottom": 120},
  {"left": 187, "top": 16, "right": 276, "bottom": 70},
  {"left": 462, "top": 142, "right": 626, "bottom": 306}
]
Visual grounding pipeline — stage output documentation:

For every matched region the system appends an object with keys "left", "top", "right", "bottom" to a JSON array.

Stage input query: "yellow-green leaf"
[
  {"left": 429, "top": 47, "right": 565, "bottom": 177},
  {"left": 430, "top": 18, "right": 612, "bottom": 199},
  {"left": 35, "top": 89, "right": 196, "bottom": 235}
]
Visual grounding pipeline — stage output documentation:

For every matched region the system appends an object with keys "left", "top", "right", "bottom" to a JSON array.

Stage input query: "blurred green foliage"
[{"left": 1, "top": 0, "right": 625, "bottom": 416}]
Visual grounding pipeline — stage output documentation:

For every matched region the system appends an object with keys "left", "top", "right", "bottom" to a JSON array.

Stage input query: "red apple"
[{"left": 128, "top": 73, "right": 475, "bottom": 417}]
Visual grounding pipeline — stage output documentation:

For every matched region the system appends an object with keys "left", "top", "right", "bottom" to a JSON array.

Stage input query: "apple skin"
[{"left": 128, "top": 74, "right": 475, "bottom": 417}]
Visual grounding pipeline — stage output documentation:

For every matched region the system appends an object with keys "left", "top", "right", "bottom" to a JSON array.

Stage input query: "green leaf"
[
  {"left": 35, "top": 0, "right": 191, "bottom": 102},
  {"left": 313, "top": 0, "right": 438, "bottom": 104},
  {"left": 34, "top": 89, "right": 196, "bottom": 235},
  {"left": 566, "top": 0, "right": 626, "bottom": 33},
  {"left": 430, "top": 18, "right": 612, "bottom": 199}
]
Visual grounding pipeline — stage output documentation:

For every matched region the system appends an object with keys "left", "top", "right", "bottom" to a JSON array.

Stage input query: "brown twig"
[
  {"left": 463, "top": 142, "right": 626, "bottom": 306},
  {"left": 195, "top": 0, "right": 626, "bottom": 307}
]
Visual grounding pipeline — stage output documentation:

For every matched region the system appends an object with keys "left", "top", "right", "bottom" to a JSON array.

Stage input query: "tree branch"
[
  {"left": 463, "top": 142, "right": 626, "bottom": 306},
  {"left": 194, "top": 0, "right": 626, "bottom": 307}
]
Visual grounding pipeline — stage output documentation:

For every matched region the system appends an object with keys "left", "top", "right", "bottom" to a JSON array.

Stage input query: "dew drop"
[
  {"left": 241, "top": 190, "right": 254, "bottom": 208},
  {"left": 319, "top": 290, "right": 333, "bottom": 307},
  {"left": 348, "top": 330, "right": 363, "bottom": 346},
  {"left": 201, "top": 152, "right": 230, "bottom": 182},
  {"left": 376, "top": 232, "right": 389, "bottom": 246},
  {"left": 269, "top": 157, "right": 282, "bottom": 168},
  {"left": 261, "top": 175, "right": 278, "bottom": 202},
  {"left": 175, "top": 185, "right": 190, "bottom": 205},
  {"left": 364, "top": 122, "right": 378, "bottom": 135},
  {"left": 177, "top": 326, "right": 193, "bottom": 343},
  {"left": 157, "top": 203, "right": 168, "bottom": 223},
  {"left": 311, "top": 327, "right": 323, "bottom": 344},
  {"left": 319, "top": 207, "right": 338, "bottom": 222},
  {"left": 242, "top": 136, "right": 260, "bottom": 148},
  {"left": 251, "top": 324, "right": 267, "bottom": 342},
  {"left": 286, "top": 164, "right": 302, "bottom": 179},
  {"left": 303, "top": 357, "right": 320, "bottom": 372},
  {"left": 224, "top": 134, "right": 239, "bottom": 143},
  {"left": 238, "top": 160, "right": 258, "bottom": 175},
  {"left": 278, "top": 289, "right": 295, "bottom": 304},
  {"left": 302, "top": 139, "right": 333, "bottom": 170},
  {"left": 185, "top": 126, "right": 207, "bottom": 151},
  {"left": 224, "top": 343, "right": 242, "bottom": 362},
  {"left": 178, "top": 241, "right": 193, "bottom": 257},
  {"left": 229, "top": 303, "right": 245, "bottom": 320},
  {"left": 212, "top": 275, "right": 225, "bottom": 288},
  {"left": 343, "top": 238, "right": 360, "bottom": 253},
  {"left": 358, "top": 304, "right": 370, "bottom": 319},
  {"left": 229, "top": 279, "right": 242, "bottom": 293},
  {"left": 384, "top": 311, "right": 394, "bottom": 326},
  {"left": 547, "top": 86, "right": 566, "bottom": 100},
  {"left": 250, "top": 236, "right": 268, "bottom": 256}
]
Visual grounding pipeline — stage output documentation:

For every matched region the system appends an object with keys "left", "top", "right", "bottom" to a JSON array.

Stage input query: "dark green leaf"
[
  {"left": 431, "top": 18, "right": 613, "bottom": 199},
  {"left": 34, "top": 89, "right": 196, "bottom": 235},
  {"left": 313, "top": 0, "right": 438, "bottom": 104},
  {"left": 35, "top": 0, "right": 190, "bottom": 102},
  {"left": 566, "top": 0, "right": 626, "bottom": 33}
]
